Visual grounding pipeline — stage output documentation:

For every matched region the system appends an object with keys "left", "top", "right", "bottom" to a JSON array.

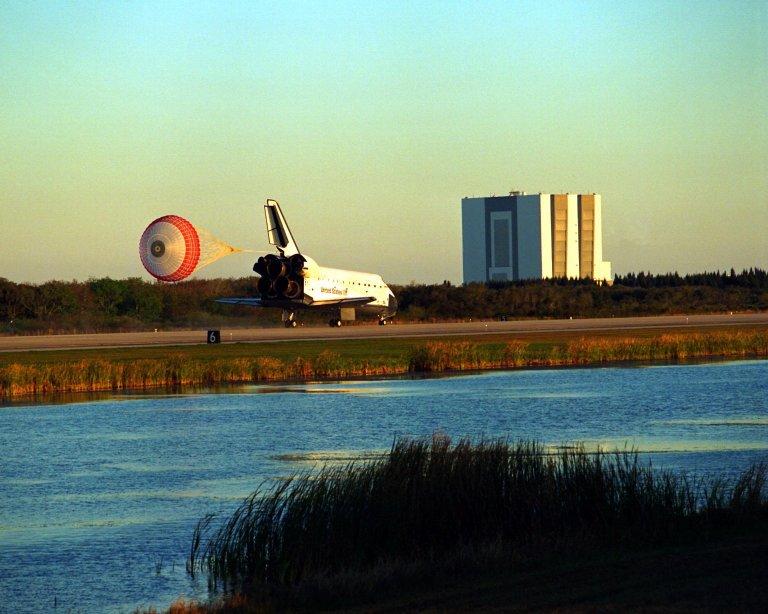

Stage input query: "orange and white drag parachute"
[{"left": 139, "top": 215, "right": 244, "bottom": 282}]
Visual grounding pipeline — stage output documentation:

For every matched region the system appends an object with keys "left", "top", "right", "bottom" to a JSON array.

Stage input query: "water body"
[{"left": 1, "top": 360, "right": 767, "bottom": 613}]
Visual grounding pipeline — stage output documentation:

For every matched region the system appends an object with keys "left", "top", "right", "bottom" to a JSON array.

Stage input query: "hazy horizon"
[{"left": 2, "top": 1, "right": 766, "bottom": 285}]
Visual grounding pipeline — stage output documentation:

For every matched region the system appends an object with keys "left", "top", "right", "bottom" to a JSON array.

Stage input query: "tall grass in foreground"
[
  {"left": 2, "top": 329, "right": 766, "bottom": 398},
  {"left": 187, "top": 436, "right": 767, "bottom": 596}
]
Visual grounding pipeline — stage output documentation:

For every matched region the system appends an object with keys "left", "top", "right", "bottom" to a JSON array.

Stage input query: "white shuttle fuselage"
[
  {"left": 217, "top": 200, "right": 397, "bottom": 327},
  {"left": 303, "top": 260, "right": 393, "bottom": 310}
]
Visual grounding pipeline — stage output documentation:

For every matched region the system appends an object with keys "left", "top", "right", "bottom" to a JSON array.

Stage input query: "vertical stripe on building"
[
  {"left": 566, "top": 195, "right": 580, "bottom": 279},
  {"left": 550, "top": 194, "right": 568, "bottom": 278},
  {"left": 578, "top": 194, "right": 595, "bottom": 279}
]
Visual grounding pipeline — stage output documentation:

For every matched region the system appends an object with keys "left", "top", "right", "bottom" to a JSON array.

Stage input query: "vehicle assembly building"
[{"left": 461, "top": 192, "right": 612, "bottom": 284}]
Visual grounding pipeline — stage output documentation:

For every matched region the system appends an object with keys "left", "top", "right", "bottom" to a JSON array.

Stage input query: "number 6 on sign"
[{"left": 207, "top": 330, "right": 221, "bottom": 344}]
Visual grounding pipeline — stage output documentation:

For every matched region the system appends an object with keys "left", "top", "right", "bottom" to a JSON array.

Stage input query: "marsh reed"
[
  {"left": 405, "top": 329, "right": 767, "bottom": 372},
  {"left": 187, "top": 435, "right": 767, "bottom": 595},
  {"left": 2, "top": 329, "right": 766, "bottom": 398},
  {"left": 0, "top": 350, "right": 400, "bottom": 398}
]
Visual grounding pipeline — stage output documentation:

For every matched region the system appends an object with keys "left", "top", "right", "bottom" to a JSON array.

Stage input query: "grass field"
[
  {"left": 2, "top": 326, "right": 767, "bottom": 398},
  {"left": 2, "top": 321, "right": 766, "bottom": 365}
]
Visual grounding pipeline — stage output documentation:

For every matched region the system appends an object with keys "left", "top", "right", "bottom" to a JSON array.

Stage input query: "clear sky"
[{"left": 1, "top": 0, "right": 766, "bottom": 284}]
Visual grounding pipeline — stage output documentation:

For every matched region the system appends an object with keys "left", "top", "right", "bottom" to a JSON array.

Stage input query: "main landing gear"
[
  {"left": 378, "top": 317, "right": 389, "bottom": 326},
  {"left": 283, "top": 311, "right": 298, "bottom": 328},
  {"left": 328, "top": 318, "right": 342, "bottom": 327}
]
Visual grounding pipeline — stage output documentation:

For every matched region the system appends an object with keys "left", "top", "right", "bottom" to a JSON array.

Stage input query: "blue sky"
[{"left": 1, "top": 0, "right": 766, "bottom": 283}]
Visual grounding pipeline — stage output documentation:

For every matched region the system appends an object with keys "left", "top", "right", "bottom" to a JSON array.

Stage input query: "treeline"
[
  {"left": 0, "top": 277, "right": 268, "bottom": 333},
  {"left": 614, "top": 268, "right": 768, "bottom": 288},
  {"left": 0, "top": 269, "right": 766, "bottom": 333},
  {"left": 399, "top": 268, "right": 768, "bottom": 321}
]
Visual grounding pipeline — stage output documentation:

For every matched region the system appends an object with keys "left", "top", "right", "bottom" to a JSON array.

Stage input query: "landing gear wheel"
[
  {"left": 329, "top": 318, "right": 342, "bottom": 327},
  {"left": 282, "top": 310, "right": 297, "bottom": 329},
  {"left": 378, "top": 318, "right": 388, "bottom": 326}
]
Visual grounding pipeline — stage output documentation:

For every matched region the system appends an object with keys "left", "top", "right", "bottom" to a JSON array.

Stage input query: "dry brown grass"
[
  {"left": 406, "top": 329, "right": 768, "bottom": 372},
  {"left": 3, "top": 329, "right": 766, "bottom": 399}
]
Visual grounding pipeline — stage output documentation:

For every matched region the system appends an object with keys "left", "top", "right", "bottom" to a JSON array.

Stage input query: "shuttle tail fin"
[{"left": 264, "top": 199, "right": 300, "bottom": 256}]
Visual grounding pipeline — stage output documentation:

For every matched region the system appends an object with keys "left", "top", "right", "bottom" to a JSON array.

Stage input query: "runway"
[{"left": 1, "top": 312, "right": 766, "bottom": 352}]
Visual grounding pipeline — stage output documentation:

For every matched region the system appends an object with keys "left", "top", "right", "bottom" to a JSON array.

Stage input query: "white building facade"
[{"left": 462, "top": 192, "right": 611, "bottom": 283}]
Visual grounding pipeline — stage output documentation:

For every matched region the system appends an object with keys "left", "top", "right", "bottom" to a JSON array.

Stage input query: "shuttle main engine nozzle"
[
  {"left": 253, "top": 256, "right": 268, "bottom": 276},
  {"left": 284, "top": 279, "right": 302, "bottom": 299},
  {"left": 265, "top": 254, "right": 287, "bottom": 278},
  {"left": 289, "top": 254, "right": 306, "bottom": 276},
  {"left": 274, "top": 276, "right": 290, "bottom": 295},
  {"left": 256, "top": 253, "right": 305, "bottom": 300},
  {"left": 257, "top": 276, "right": 272, "bottom": 295}
]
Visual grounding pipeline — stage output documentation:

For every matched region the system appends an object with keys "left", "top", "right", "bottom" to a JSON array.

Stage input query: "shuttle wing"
[
  {"left": 215, "top": 297, "right": 264, "bottom": 307},
  {"left": 215, "top": 296, "right": 375, "bottom": 308},
  {"left": 307, "top": 296, "right": 376, "bottom": 307}
]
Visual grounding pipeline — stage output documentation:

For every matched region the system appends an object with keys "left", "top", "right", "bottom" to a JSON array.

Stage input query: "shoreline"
[
  {"left": 1, "top": 327, "right": 766, "bottom": 400},
  {"left": 3, "top": 355, "right": 763, "bottom": 409}
]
